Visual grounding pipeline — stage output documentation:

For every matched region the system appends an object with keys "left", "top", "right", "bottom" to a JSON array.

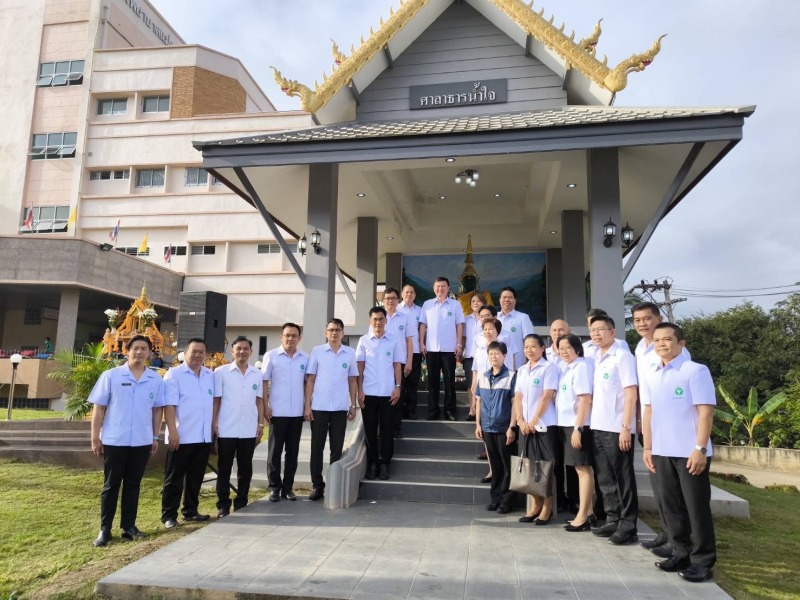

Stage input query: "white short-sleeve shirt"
[
  {"left": 635, "top": 338, "right": 691, "bottom": 405},
  {"left": 497, "top": 310, "right": 534, "bottom": 368},
  {"left": 472, "top": 332, "right": 514, "bottom": 374},
  {"left": 464, "top": 314, "right": 482, "bottom": 359},
  {"left": 556, "top": 358, "right": 593, "bottom": 427},
  {"left": 419, "top": 297, "right": 465, "bottom": 352},
  {"left": 88, "top": 364, "right": 166, "bottom": 446},
  {"left": 583, "top": 338, "right": 630, "bottom": 362},
  {"left": 515, "top": 358, "right": 560, "bottom": 426},
  {"left": 590, "top": 345, "right": 638, "bottom": 433},
  {"left": 642, "top": 354, "right": 715, "bottom": 458},
  {"left": 307, "top": 343, "right": 358, "bottom": 411},
  {"left": 163, "top": 363, "right": 215, "bottom": 444},
  {"left": 214, "top": 363, "right": 263, "bottom": 438},
  {"left": 356, "top": 332, "right": 402, "bottom": 397},
  {"left": 261, "top": 347, "right": 308, "bottom": 418},
  {"left": 397, "top": 302, "right": 422, "bottom": 354},
  {"left": 385, "top": 311, "right": 411, "bottom": 364}
]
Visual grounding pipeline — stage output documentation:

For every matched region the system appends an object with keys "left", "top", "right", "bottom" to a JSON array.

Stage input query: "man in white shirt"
[
  {"left": 88, "top": 335, "right": 165, "bottom": 547},
  {"left": 497, "top": 286, "right": 534, "bottom": 369},
  {"left": 382, "top": 287, "right": 413, "bottom": 439},
  {"left": 162, "top": 338, "right": 215, "bottom": 528},
  {"left": 398, "top": 284, "right": 423, "bottom": 420},
  {"left": 357, "top": 307, "right": 403, "bottom": 481},
  {"left": 546, "top": 319, "right": 570, "bottom": 372},
  {"left": 642, "top": 323, "right": 716, "bottom": 583},
  {"left": 589, "top": 315, "right": 640, "bottom": 545},
  {"left": 262, "top": 322, "right": 308, "bottom": 503},
  {"left": 212, "top": 336, "right": 264, "bottom": 518},
  {"left": 583, "top": 308, "right": 630, "bottom": 361},
  {"left": 419, "top": 277, "right": 465, "bottom": 421},
  {"left": 304, "top": 318, "right": 359, "bottom": 501}
]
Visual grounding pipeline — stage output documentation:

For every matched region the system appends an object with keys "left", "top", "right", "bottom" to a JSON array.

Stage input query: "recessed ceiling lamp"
[
  {"left": 549, "top": 230, "right": 558, "bottom": 234},
  {"left": 445, "top": 157, "right": 455, "bottom": 163},
  {"left": 494, "top": 193, "right": 501, "bottom": 198},
  {"left": 439, "top": 195, "right": 446, "bottom": 200},
  {"left": 386, "top": 236, "right": 394, "bottom": 240},
  {"left": 567, "top": 183, "right": 577, "bottom": 188},
  {"left": 356, "top": 193, "right": 366, "bottom": 197}
]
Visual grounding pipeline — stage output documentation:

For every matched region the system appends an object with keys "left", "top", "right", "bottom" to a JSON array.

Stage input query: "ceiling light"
[
  {"left": 439, "top": 195, "right": 446, "bottom": 200},
  {"left": 356, "top": 193, "right": 366, "bottom": 197},
  {"left": 549, "top": 230, "right": 558, "bottom": 234},
  {"left": 386, "top": 236, "right": 394, "bottom": 240},
  {"left": 567, "top": 183, "right": 577, "bottom": 189},
  {"left": 456, "top": 169, "right": 479, "bottom": 187},
  {"left": 445, "top": 157, "right": 455, "bottom": 163},
  {"left": 494, "top": 193, "right": 501, "bottom": 198}
]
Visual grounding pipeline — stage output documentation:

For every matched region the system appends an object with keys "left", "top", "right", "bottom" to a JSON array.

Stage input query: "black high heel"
[
  {"left": 564, "top": 518, "right": 592, "bottom": 532},
  {"left": 518, "top": 510, "right": 541, "bottom": 523},
  {"left": 534, "top": 513, "right": 552, "bottom": 526}
]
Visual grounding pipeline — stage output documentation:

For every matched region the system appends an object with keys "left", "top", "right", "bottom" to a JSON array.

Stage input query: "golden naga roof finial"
[
  {"left": 578, "top": 19, "right": 602, "bottom": 56},
  {"left": 331, "top": 39, "right": 347, "bottom": 67},
  {"left": 270, "top": 66, "right": 314, "bottom": 110},
  {"left": 603, "top": 35, "right": 666, "bottom": 92}
]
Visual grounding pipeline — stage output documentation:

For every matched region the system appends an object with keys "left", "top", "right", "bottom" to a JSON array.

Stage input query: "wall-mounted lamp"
[
  {"left": 310, "top": 229, "right": 322, "bottom": 254},
  {"left": 455, "top": 169, "right": 479, "bottom": 187},
  {"left": 603, "top": 218, "right": 617, "bottom": 248},
  {"left": 621, "top": 222, "right": 635, "bottom": 249},
  {"left": 298, "top": 234, "right": 307, "bottom": 256}
]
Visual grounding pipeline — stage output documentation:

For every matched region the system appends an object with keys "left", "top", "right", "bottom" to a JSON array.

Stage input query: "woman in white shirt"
[
  {"left": 555, "top": 333, "right": 596, "bottom": 532},
  {"left": 513, "top": 334, "right": 560, "bottom": 524},
  {"left": 464, "top": 293, "right": 485, "bottom": 421}
]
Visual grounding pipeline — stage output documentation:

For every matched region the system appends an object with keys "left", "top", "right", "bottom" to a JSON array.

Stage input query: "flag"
[
  {"left": 24, "top": 209, "right": 34, "bottom": 230},
  {"left": 66, "top": 206, "right": 77, "bottom": 228},
  {"left": 109, "top": 220, "right": 120, "bottom": 242},
  {"left": 164, "top": 244, "right": 172, "bottom": 264},
  {"left": 138, "top": 233, "right": 148, "bottom": 255}
]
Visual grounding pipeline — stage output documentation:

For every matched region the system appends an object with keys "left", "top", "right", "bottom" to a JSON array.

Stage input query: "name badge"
[{"left": 121, "top": 383, "right": 132, "bottom": 387}]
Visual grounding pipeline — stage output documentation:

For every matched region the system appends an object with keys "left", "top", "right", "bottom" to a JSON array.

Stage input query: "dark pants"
[
  {"left": 162, "top": 442, "right": 212, "bottom": 522},
  {"left": 364, "top": 395, "right": 394, "bottom": 466},
  {"left": 653, "top": 455, "right": 716, "bottom": 568},
  {"left": 267, "top": 416, "right": 304, "bottom": 493},
  {"left": 427, "top": 351, "right": 456, "bottom": 416},
  {"left": 463, "top": 357, "right": 474, "bottom": 400},
  {"left": 391, "top": 365, "right": 405, "bottom": 435},
  {"left": 216, "top": 437, "right": 257, "bottom": 511},
  {"left": 401, "top": 353, "right": 422, "bottom": 416},
  {"left": 100, "top": 445, "right": 151, "bottom": 531},
  {"left": 650, "top": 470, "right": 670, "bottom": 538},
  {"left": 309, "top": 410, "right": 348, "bottom": 491},
  {"left": 592, "top": 430, "right": 638, "bottom": 534},
  {"left": 484, "top": 431, "right": 514, "bottom": 508}
]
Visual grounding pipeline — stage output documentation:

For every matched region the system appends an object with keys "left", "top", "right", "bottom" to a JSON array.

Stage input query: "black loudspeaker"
[{"left": 178, "top": 291, "right": 227, "bottom": 354}]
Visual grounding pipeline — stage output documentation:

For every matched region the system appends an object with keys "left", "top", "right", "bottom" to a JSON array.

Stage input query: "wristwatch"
[
  {"left": 574, "top": 426, "right": 584, "bottom": 433},
  {"left": 695, "top": 445, "right": 707, "bottom": 455}
]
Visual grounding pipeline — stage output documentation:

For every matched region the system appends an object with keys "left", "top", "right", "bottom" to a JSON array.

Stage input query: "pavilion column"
[
  {"left": 302, "top": 163, "right": 339, "bottom": 346},
  {"left": 385, "top": 253, "right": 403, "bottom": 292},
  {"left": 587, "top": 148, "right": 625, "bottom": 330},
  {"left": 355, "top": 217, "right": 378, "bottom": 326},
  {"left": 55, "top": 288, "right": 80, "bottom": 351},
  {"left": 561, "top": 210, "right": 586, "bottom": 325},
  {"left": 545, "top": 249, "right": 563, "bottom": 324}
]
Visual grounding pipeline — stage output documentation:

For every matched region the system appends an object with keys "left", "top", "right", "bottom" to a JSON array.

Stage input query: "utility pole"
[{"left": 628, "top": 279, "right": 686, "bottom": 321}]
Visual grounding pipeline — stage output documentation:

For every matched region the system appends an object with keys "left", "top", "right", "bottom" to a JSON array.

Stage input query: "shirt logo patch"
[
  {"left": 675, "top": 387, "right": 684, "bottom": 396},
  {"left": 252, "top": 384, "right": 258, "bottom": 390},
  {"left": 386, "top": 351, "right": 391, "bottom": 356},
  {"left": 447, "top": 311, "right": 452, "bottom": 316},
  {"left": 416, "top": 316, "right": 419, "bottom": 321},
  {"left": 208, "top": 389, "right": 213, "bottom": 395},
  {"left": 149, "top": 392, "right": 154, "bottom": 399},
  {"left": 399, "top": 325, "right": 404, "bottom": 330},
  {"left": 300, "top": 364, "right": 306, "bottom": 371},
  {"left": 533, "top": 378, "right": 540, "bottom": 385},
  {"left": 511, "top": 327, "right": 517, "bottom": 333},
  {"left": 603, "top": 373, "right": 610, "bottom": 380},
  {"left": 561, "top": 384, "right": 567, "bottom": 391},
  {"left": 342, "top": 362, "right": 348, "bottom": 369}
]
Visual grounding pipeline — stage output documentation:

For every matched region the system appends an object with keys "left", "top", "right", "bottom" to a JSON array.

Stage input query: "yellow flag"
[
  {"left": 66, "top": 206, "right": 77, "bottom": 228},
  {"left": 138, "top": 233, "right": 148, "bottom": 254}
]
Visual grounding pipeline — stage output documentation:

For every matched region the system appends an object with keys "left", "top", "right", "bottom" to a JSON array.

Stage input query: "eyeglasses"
[
  {"left": 589, "top": 327, "right": 610, "bottom": 334},
  {"left": 326, "top": 328, "right": 343, "bottom": 333},
  {"left": 383, "top": 296, "right": 398, "bottom": 301}
]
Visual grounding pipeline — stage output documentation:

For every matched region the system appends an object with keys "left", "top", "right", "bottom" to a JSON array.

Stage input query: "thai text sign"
[{"left": 410, "top": 80, "right": 508, "bottom": 110}]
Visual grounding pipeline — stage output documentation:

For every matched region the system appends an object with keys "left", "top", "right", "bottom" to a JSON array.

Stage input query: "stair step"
[
  {"left": 400, "top": 420, "right": 476, "bottom": 438},
  {"left": 359, "top": 475, "right": 492, "bottom": 505},
  {"left": 0, "top": 420, "right": 89, "bottom": 431},
  {"left": 0, "top": 437, "right": 88, "bottom": 447},
  {"left": 394, "top": 436, "right": 484, "bottom": 457},
  {"left": 390, "top": 455, "right": 487, "bottom": 479}
]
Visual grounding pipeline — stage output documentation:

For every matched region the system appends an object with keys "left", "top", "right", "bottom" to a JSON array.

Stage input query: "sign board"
[{"left": 410, "top": 80, "right": 508, "bottom": 110}]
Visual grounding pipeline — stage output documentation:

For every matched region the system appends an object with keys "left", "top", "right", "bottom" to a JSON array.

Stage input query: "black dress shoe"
[
  {"left": 269, "top": 490, "right": 281, "bottom": 502},
  {"left": 466, "top": 414, "right": 476, "bottom": 422},
  {"left": 282, "top": 490, "right": 297, "bottom": 501},
  {"left": 608, "top": 530, "right": 638, "bottom": 545},
  {"left": 93, "top": 528, "right": 112, "bottom": 547},
  {"left": 591, "top": 522, "right": 618, "bottom": 537},
  {"left": 217, "top": 508, "right": 230, "bottom": 519},
  {"left": 308, "top": 488, "right": 324, "bottom": 501},
  {"left": 427, "top": 412, "right": 440, "bottom": 421},
  {"left": 366, "top": 464, "right": 378, "bottom": 480},
  {"left": 656, "top": 556, "right": 691, "bottom": 573},
  {"left": 651, "top": 543, "right": 673, "bottom": 559},
  {"left": 518, "top": 511, "right": 541, "bottom": 523},
  {"left": 640, "top": 532, "right": 669, "bottom": 549},
  {"left": 444, "top": 411, "right": 456, "bottom": 421},
  {"left": 163, "top": 519, "right": 178, "bottom": 529},
  {"left": 182, "top": 513, "right": 210, "bottom": 522},
  {"left": 678, "top": 564, "right": 713, "bottom": 583},
  {"left": 496, "top": 505, "right": 510, "bottom": 514},
  {"left": 486, "top": 502, "right": 500, "bottom": 511},
  {"left": 379, "top": 464, "right": 390, "bottom": 480},
  {"left": 564, "top": 519, "right": 592, "bottom": 532},
  {"left": 480, "top": 475, "right": 492, "bottom": 484},
  {"left": 121, "top": 526, "right": 145, "bottom": 541},
  {"left": 394, "top": 431, "right": 403, "bottom": 439},
  {"left": 534, "top": 514, "right": 552, "bottom": 526}
]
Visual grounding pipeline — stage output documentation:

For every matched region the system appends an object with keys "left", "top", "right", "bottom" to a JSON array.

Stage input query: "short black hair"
[
  {"left": 128, "top": 335, "right": 152, "bottom": 351},
  {"left": 523, "top": 333, "right": 546, "bottom": 356},
  {"left": 369, "top": 306, "right": 387, "bottom": 317},
  {"left": 434, "top": 276, "right": 450, "bottom": 286},
  {"left": 232, "top": 336, "right": 252, "bottom": 349},
  {"left": 483, "top": 318, "right": 502, "bottom": 335},
  {"left": 632, "top": 302, "right": 661, "bottom": 318},
  {"left": 500, "top": 286, "right": 517, "bottom": 298},
  {"left": 590, "top": 315, "right": 615, "bottom": 329},
  {"left": 281, "top": 322, "right": 302, "bottom": 336},
  {"left": 479, "top": 304, "right": 498, "bottom": 317},
  {"left": 326, "top": 318, "right": 345, "bottom": 330},
  {"left": 556, "top": 334, "right": 584, "bottom": 357},
  {"left": 586, "top": 308, "right": 607, "bottom": 319},
  {"left": 487, "top": 341, "right": 508, "bottom": 355},
  {"left": 654, "top": 322, "right": 684, "bottom": 342},
  {"left": 185, "top": 338, "right": 207, "bottom": 350},
  {"left": 383, "top": 287, "right": 401, "bottom": 298}
]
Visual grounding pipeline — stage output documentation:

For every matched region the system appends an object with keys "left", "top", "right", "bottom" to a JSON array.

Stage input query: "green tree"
[
  {"left": 716, "top": 385, "right": 787, "bottom": 447},
  {"left": 764, "top": 367, "right": 800, "bottom": 449},
  {"left": 47, "top": 343, "right": 119, "bottom": 420}
]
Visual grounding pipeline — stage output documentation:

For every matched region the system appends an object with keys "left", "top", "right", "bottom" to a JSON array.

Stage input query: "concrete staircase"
[{"left": 0, "top": 419, "right": 100, "bottom": 468}]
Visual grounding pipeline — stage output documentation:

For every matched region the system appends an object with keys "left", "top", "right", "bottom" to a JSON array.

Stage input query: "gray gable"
[{"left": 356, "top": 2, "right": 566, "bottom": 123}]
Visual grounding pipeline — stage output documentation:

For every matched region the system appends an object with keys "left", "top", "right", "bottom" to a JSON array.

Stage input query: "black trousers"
[
  {"left": 484, "top": 431, "right": 514, "bottom": 507},
  {"left": 267, "top": 416, "right": 304, "bottom": 493},
  {"left": 363, "top": 395, "right": 394, "bottom": 466},
  {"left": 650, "top": 470, "right": 670, "bottom": 538},
  {"left": 100, "top": 444, "right": 151, "bottom": 531},
  {"left": 401, "top": 353, "right": 422, "bottom": 416},
  {"left": 309, "top": 410, "right": 348, "bottom": 491},
  {"left": 391, "top": 365, "right": 405, "bottom": 435},
  {"left": 216, "top": 437, "right": 257, "bottom": 511},
  {"left": 462, "top": 357, "right": 474, "bottom": 400},
  {"left": 426, "top": 351, "right": 456, "bottom": 416},
  {"left": 592, "top": 430, "right": 638, "bottom": 534},
  {"left": 161, "top": 442, "right": 212, "bottom": 522},
  {"left": 653, "top": 455, "right": 716, "bottom": 568}
]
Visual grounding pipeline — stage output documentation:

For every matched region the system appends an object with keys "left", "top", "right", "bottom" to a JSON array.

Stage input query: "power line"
[
  {"left": 672, "top": 283, "right": 800, "bottom": 293},
  {"left": 629, "top": 279, "right": 686, "bottom": 322},
  {"left": 672, "top": 290, "right": 798, "bottom": 299}
]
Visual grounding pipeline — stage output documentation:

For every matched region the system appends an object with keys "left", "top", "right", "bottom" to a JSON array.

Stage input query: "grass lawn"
[{"left": 5, "top": 409, "right": 65, "bottom": 421}]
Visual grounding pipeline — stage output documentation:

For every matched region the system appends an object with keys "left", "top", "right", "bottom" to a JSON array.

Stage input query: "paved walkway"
[
  {"left": 98, "top": 499, "right": 730, "bottom": 600},
  {"left": 711, "top": 460, "right": 800, "bottom": 489}
]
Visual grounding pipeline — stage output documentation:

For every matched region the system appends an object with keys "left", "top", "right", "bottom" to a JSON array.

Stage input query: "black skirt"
[
  {"left": 559, "top": 425, "right": 593, "bottom": 467},
  {"left": 525, "top": 427, "right": 560, "bottom": 463}
]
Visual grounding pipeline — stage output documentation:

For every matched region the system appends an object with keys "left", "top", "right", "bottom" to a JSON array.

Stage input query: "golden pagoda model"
[
  {"left": 102, "top": 286, "right": 175, "bottom": 359},
  {"left": 458, "top": 235, "right": 493, "bottom": 314}
]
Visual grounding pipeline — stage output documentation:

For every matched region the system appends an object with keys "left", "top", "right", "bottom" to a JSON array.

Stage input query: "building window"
[
  {"left": 36, "top": 60, "right": 84, "bottom": 87},
  {"left": 19, "top": 205, "right": 70, "bottom": 233},
  {"left": 97, "top": 98, "right": 128, "bottom": 115},
  {"left": 258, "top": 336, "right": 268, "bottom": 357},
  {"left": 163, "top": 245, "right": 187, "bottom": 256},
  {"left": 211, "top": 175, "right": 224, "bottom": 186},
  {"left": 258, "top": 242, "right": 299, "bottom": 254},
  {"left": 190, "top": 245, "right": 216, "bottom": 255},
  {"left": 24, "top": 307, "right": 42, "bottom": 325},
  {"left": 29, "top": 132, "right": 77, "bottom": 160},
  {"left": 135, "top": 168, "right": 165, "bottom": 188},
  {"left": 184, "top": 168, "right": 208, "bottom": 186},
  {"left": 89, "top": 170, "right": 129, "bottom": 181},
  {"left": 115, "top": 246, "right": 150, "bottom": 257},
  {"left": 142, "top": 95, "right": 170, "bottom": 113}
]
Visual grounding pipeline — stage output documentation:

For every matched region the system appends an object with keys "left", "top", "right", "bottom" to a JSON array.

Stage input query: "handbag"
[{"left": 510, "top": 434, "right": 554, "bottom": 497}]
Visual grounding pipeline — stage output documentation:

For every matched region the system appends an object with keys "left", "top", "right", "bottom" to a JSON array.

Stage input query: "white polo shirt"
[
  {"left": 635, "top": 338, "right": 691, "bottom": 404},
  {"left": 419, "top": 297, "right": 465, "bottom": 352},
  {"left": 397, "top": 302, "right": 422, "bottom": 354},
  {"left": 642, "top": 354, "right": 715, "bottom": 458},
  {"left": 556, "top": 358, "right": 593, "bottom": 427},
  {"left": 214, "top": 363, "right": 262, "bottom": 438},
  {"left": 164, "top": 363, "right": 215, "bottom": 444},
  {"left": 497, "top": 310, "right": 534, "bottom": 368},
  {"left": 261, "top": 346, "right": 308, "bottom": 418},
  {"left": 88, "top": 363, "right": 166, "bottom": 447},
  {"left": 591, "top": 345, "right": 638, "bottom": 434},
  {"left": 583, "top": 338, "right": 630, "bottom": 362},
  {"left": 545, "top": 347, "right": 567, "bottom": 373},
  {"left": 356, "top": 331, "right": 402, "bottom": 397},
  {"left": 307, "top": 343, "right": 358, "bottom": 411},
  {"left": 385, "top": 311, "right": 411, "bottom": 364},
  {"left": 464, "top": 314, "right": 482, "bottom": 359},
  {"left": 472, "top": 333, "right": 514, "bottom": 375},
  {"left": 515, "top": 358, "right": 560, "bottom": 426}
]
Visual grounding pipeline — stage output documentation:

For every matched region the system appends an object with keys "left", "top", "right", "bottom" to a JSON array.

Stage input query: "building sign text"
[{"left": 410, "top": 80, "right": 508, "bottom": 110}]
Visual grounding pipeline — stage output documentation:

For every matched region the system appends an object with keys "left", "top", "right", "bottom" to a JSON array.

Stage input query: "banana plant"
[{"left": 716, "top": 385, "right": 786, "bottom": 446}]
